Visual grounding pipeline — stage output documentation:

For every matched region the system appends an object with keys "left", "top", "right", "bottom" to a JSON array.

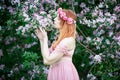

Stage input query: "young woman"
[{"left": 35, "top": 8, "right": 79, "bottom": 80}]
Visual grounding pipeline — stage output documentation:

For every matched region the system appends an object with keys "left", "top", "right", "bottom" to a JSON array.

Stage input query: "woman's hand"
[{"left": 35, "top": 27, "right": 48, "bottom": 41}]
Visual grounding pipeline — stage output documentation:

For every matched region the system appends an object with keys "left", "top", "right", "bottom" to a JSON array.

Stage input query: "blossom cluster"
[
  {"left": 16, "top": 0, "right": 57, "bottom": 36},
  {"left": 79, "top": 2, "right": 117, "bottom": 28}
]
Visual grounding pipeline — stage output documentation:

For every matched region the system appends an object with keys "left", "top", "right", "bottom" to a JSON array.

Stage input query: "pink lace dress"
[{"left": 47, "top": 38, "right": 79, "bottom": 80}]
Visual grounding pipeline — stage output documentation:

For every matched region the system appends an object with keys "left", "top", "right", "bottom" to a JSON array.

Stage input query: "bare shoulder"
[{"left": 63, "top": 37, "right": 75, "bottom": 50}]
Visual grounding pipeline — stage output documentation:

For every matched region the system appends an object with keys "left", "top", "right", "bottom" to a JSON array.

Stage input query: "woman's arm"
[
  {"left": 40, "top": 39, "right": 64, "bottom": 65},
  {"left": 40, "top": 40, "right": 51, "bottom": 65},
  {"left": 35, "top": 27, "right": 73, "bottom": 65},
  {"left": 39, "top": 40, "right": 48, "bottom": 64}
]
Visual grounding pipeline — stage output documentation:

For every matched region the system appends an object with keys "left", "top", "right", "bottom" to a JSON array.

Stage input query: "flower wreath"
[{"left": 57, "top": 8, "right": 76, "bottom": 24}]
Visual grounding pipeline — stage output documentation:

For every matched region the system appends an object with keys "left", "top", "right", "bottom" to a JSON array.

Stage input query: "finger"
[
  {"left": 38, "top": 27, "right": 43, "bottom": 32},
  {"left": 42, "top": 28, "right": 45, "bottom": 33},
  {"left": 40, "top": 28, "right": 43, "bottom": 33},
  {"left": 37, "top": 30, "right": 39, "bottom": 34},
  {"left": 34, "top": 31, "right": 37, "bottom": 35},
  {"left": 35, "top": 29, "right": 39, "bottom": 35},
  {"left": 35, "top": 29, "right": 38, "bottom": 33},
  {"left": 35, "top": 31, "right": 37, "bottom": 35},
  {"left": 43, "top": 28, "right": 45, "bottom": 31},
  {"left": 41, "top": 28, "right": 44, "bottom": 33}
]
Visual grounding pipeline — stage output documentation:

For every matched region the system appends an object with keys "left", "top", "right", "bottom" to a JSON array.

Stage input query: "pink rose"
[
  {"left": 63, "top": 16, "right": 68, "bottom": 20},
  {"left": 60, "top": 12, "right": 66, "bottom": 18},
  {"left": 67, "top": 18, "right": 73, "bottom": 24},
  {"left": 57, "top": 8, "right": 62, "bottom": 13}
]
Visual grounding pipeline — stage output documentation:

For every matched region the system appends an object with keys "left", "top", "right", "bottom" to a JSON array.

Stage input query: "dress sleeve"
[{"left": 52, "top": 39, "right": 68, "bottom": 55}]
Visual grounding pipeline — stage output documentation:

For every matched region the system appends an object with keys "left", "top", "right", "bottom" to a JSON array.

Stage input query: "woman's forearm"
[
  {"left": 39, "top": 39, "right": 64, "bottom": 65},
  {"left": 40, "top": 40, "right": 45, "bottom": 57},
  {"left": 40, "top": 39, "right": 50, "bottom": 60},
  {"left": 39, "top": 40, "right": 50, "bottom": 64},
  {"left": 40, "top": 40, "right": 56, "bottom": 65}
]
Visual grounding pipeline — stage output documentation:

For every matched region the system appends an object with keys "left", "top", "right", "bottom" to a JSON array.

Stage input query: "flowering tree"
[
  {"left": 0, "top": 0, "right": 120, "bottom": 80},
  {"left": 75, "top": 1, "right": 120, "bottom": 80}
]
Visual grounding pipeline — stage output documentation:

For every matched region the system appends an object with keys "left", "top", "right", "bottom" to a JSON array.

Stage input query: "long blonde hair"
[{"left": 52, "top": 9, "right": 77, "bottom": 50}]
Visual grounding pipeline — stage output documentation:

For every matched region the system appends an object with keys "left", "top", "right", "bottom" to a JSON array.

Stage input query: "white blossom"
[
  {"left": 81, "top": 63, "right": 85, "bottom": 67},
  {"left": 11, "top": 0, "right": 20, "bottom": 6},
  {"left": 98, "top": 2, "right": 104, "bottom": 8},
  {"left": 94, "top": 55, "right": 102, "bottom": 63},
  {"left": 80, "top": 2, "right": 86, "bottom": 8},
  {"left": 105, "top": 12, "right": 111, "bottom": 16},
  {"left": 87, "top": 73, "right": 96, "bottom": 80},
  {"left": 86, "top": 37, "right": 92, "bottom": 41},
  {"left": 106, "top": 39, "right": 110, "bottom": 44},
  {"left": 42, "top": 67, "right": 49, "bottom": 75}
]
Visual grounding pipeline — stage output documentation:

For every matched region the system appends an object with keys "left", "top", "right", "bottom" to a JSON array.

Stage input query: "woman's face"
[{"left": 54, "top": 15, "right": 61, "bottom": 29}]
